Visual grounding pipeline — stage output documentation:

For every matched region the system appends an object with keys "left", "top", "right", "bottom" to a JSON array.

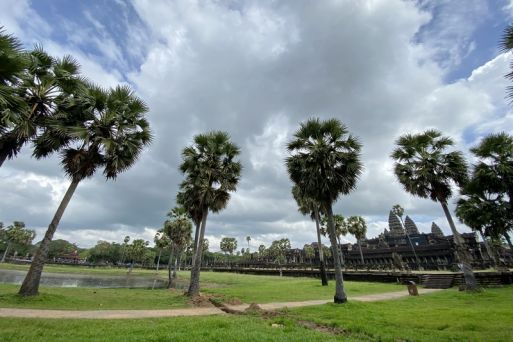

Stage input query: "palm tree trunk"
[
  {"left": 168, "top": 245, "right": 174, "bottom": 288},
  {"left": 191, "top": 221, "right": 200, "bottom": 267},
  {"left": 19, "top": 179, "right": 80, "bottom": 296},
  {"left": 1, "top": 242, "right": 11, "bottom": 263},
  {"left": 503, "top": 233, "right": 513, "bottom": 250},
  {"left": 440, "top": 201, "right": 478, "bottom": 290},
  {"left": 358, "top": 241, "right": 364, "bottom": 264},
  {"left": 187, "top": 208, "right": 208, "bottom": 297},
  {"left": 156, "top": 249, "right": 162, "bottom": 272},
  {"left": 173, "top": 252, "right": 178, "bottom": 279},
  {"left": 314, "top": 207, "right": 328, "bottom": 286},
  {"left": 326, "top": 205, "right": 347, "bottom": 303},
  {"left": 337, "top": 236, "right": 345, "bottom": 266},
  {"left": 478, "top": 230, "right": 497, "bottom": 269}
]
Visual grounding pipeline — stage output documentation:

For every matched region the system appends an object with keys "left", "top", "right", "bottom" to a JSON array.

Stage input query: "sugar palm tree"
[
  {"left": 287, "top": 118, "right": 362, "bottom": 303},
  {"left": 246, "top": 236, "right": 251, "bottom": 252},
  {"left": 320, "top": 213, "right": 348, "bottom": 266},
  {"left": 164, "top": 212, "right": 192, "bottom": 288},
  {"left": 455, "top": 194, "right": 505, "bottom": 268},
  {"left": 0, "top": 28, "right": 27, "bottom": 135},
  {"left": 470, "top": 132, "right": 513, "bottom": 248},
  {"left": 0, "top": 47, "right": 83, "bottom": 167},
  {"left": 391, "top": 204, "right": 421, "bottom": 269},
  {"left": 346, "top": 216, "right": 367, "bottom": 264},
  {"left": 391, "top": 129, "right": 477, "bottom": 290},
  {"left": 18, "top": 83, "right": 152, "bottom": 296},
  {"left": 292, "top": 185, "right": 328, "bottom": 286},
  {"left": 179, "top": 131, "right": 241, "bottom": 297}
]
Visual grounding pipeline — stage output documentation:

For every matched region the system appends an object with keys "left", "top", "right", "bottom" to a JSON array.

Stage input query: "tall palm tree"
[
  {"left": 0, "top": 47, "right": 83, "bottom": 167},
  {"left": 178, "top": 131, "right": 241, "bottom": 297},
  {"left": 455, "top": 194, "right": 505, "bottom": 268},
  {"left": 470, "top": 132, "right": 513, "bottom": 248},
  {"left": 0, "top": 28, "right": 27, "bottom": 136},
  {"left": 391, "top": 129, "right": 478, "bottom": 290},
  {"left": 18, "top": 83, "right": 152, "bottom": 296},
  {"left": 346, "top": 216, "right": 367, "bottom": 264},
  {"left": 292, "top": 185, "right": 329, "bottom": 286},
  {"left": 246, "top": 236, "right": 251, "bottom": 252},
  {"left": 391, "top": 204, "right": 421, "bottom": 269},
  {"left": 287, "top": 118, "right": 362, "bottom": 304},
  {"left": 320, "top": 213, "right": 348, "bottom": 266},
  {"left": 164, "top": 212, "right": 192, "bottom": 288}
]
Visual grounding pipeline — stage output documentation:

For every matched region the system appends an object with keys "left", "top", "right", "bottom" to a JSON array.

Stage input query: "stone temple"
[{"left": 306, "top": 211, "right": 512, "bottom": 270}]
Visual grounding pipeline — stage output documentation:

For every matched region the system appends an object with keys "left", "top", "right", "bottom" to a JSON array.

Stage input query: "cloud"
[{"left": 1, "top": 0, "right": 510, "bottom": 250}]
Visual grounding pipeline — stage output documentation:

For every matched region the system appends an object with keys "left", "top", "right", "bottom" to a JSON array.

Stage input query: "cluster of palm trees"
[{"left": 0, "top": 29, "right": 152, "bottom": 296}]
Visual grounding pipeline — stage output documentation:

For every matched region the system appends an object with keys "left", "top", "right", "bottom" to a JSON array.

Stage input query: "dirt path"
[{"left": 0, "top": 288, "right": 442, "bottom": 319}]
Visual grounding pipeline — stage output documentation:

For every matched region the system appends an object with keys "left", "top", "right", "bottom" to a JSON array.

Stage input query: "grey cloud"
[{"left": 0, "top": 0, "right": 508, "bottom": 250}]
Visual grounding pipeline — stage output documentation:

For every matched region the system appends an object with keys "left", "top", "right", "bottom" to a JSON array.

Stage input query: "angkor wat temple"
[{"left": 306, "top": 211, "right": 513, "bottom": 270}]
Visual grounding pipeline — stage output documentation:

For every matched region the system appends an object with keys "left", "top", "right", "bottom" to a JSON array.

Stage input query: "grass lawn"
[
  {"left": 289, "top": 286, "right": 513, "bottom": 341},
  {"left": 0, "top": 287, "right": 512, "bottom": 341},
  {"left": 187, "top": 271, "right": 401, "bottom": 303}
]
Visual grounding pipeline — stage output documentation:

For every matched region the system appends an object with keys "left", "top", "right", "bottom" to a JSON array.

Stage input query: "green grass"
[
  {"left": 288, "top": 286, "right": 513, "bottom": 341},
  {"left": 0, "top": 315, "right": 337, "bottom": 342},
  {"left": 187, "top": 271, "right": 401, "bottom": 303},
  {"left": 0, "top": 287, "right": 512, "bottom": 341},
  {"left": 0, "top": 284, "right": 188, "bottom": 310}
]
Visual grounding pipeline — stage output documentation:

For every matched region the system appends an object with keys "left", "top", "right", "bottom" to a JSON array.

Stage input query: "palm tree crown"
[
  {"left": 0, "top": 47, "right": 84, "bottom": 165},
  {"left": 391, "top": 129, "right": 468, "bottom": 204},
  {"left": 33, "top": 83, "right": 152, "bottom": 181},
  {"left": 286, "top": 118, "right": 362, "bottom": 208},
  {"left": 0, "top": 28, "right": 27, "bottom": 133}
]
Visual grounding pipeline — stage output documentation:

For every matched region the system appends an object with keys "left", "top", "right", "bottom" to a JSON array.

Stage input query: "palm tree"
[
  {"left": 292, "top": 185, "right": 329, "bottom": 285},
  {"left": 154, "top": 230, "right": 169, "bottom": 272},
  {"left": 178, "top": 131, "right": 241, "bottom": 297},
  {"left": 287, "top": 118, "right": 362, "bottom": 303},
  {"left": 470, "top": 132, "right": 513, "bottom": 249},
  {"left": 164, "top": 212, "right": 192, "bottom": 288},
  {"left": 391, "top": 129, "right": 478, "bottom": 290},
  {"left": 391, "top": 204, "right": 421, "bottom": 269},
  {"left": 246, "top": 236, "right": 251, "bottom": 252},
  {"left": 346, "top": 216, "right": 367, "bottom": 265},
  {"left": 455, "top": 194, "right": 505, "bottom": 268},
  {"left": 0, "top": 47, "right": 83, "bottom": 167},
  {"left": 320, "top": 213, "right": 348, "bottom": 267},
  {"left": 18, "top": 84, "right": 152, "bottom": 296},
  {"left": 0, "top": 28, "right": 27, "bottom": 137},
  {"left": 1, "top": 221, "right": 35, "bottom": 263},
  {"left": 120, "top": 235, "right": 130, "bottom": 264}
]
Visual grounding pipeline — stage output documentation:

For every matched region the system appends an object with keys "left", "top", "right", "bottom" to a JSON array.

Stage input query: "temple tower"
[
  {"left": 404, "top": 215, "right": 420, "bottom": 235},
  {"left": 388, "top": 210, "right": 405, "bottom": 237},
  {"left": 431, "top": 222, "right": 444, "bottom": 237}
]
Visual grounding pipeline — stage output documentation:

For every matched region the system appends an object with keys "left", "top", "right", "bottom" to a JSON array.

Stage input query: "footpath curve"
[{"left": 0, "top": 288, "right": 442, "bottom": 319}]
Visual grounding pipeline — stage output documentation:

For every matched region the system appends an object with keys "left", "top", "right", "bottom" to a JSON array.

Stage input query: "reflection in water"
[{"left": 0, "top": 269, "right": 186, "bottom": 289}]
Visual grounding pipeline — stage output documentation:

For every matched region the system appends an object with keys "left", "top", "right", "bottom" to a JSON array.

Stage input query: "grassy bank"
[
  {"left": 0, "top": 269, "right": 401, "bottom": 309},
  {"left": 0, "top": 284, "right": 188, "bottom": 310}
]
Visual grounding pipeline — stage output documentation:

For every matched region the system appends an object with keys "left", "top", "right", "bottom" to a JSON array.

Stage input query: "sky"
[{"left": 0, "top": 0, "right": 512, "bottom": 251}]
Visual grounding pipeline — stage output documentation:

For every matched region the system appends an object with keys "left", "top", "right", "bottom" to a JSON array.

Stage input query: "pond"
[{"left": 0, "top": 269, "right": 187, "bottom": 289}]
